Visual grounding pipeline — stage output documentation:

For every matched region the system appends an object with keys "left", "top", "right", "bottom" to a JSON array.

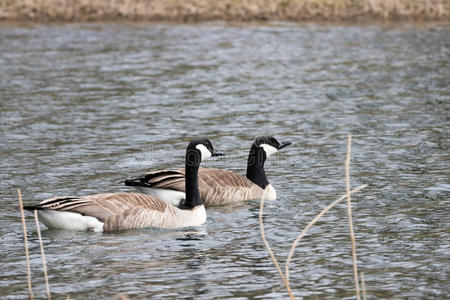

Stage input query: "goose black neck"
[
  {"left": 246, "top": 145, "right": 269, "bottom": 189},
  {"left": 180, "top": 149, "right": 203, "bottom": 210}
]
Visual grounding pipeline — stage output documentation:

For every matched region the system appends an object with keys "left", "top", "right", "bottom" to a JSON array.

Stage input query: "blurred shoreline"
[{"left": 0, "top": 0, "right": 448, "bottom": 23}]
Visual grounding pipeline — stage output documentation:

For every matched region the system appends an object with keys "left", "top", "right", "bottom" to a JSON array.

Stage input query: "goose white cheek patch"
[
  {"left": 260, "top": 144, "right": 278, "bottom": 157},
  {"left": 196, "top": 144, "right": 212, "bottom": 161}
]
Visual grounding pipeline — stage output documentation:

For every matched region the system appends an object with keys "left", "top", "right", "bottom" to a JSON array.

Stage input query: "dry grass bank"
[{"left": 0, "top": 0, "right": 448, "bottom": 22}]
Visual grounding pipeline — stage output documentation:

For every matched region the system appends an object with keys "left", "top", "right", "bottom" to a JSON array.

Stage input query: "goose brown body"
[
  {"left": 128, "top": 167, "right": 275, "bottom": 207},
  {"left": 25, "top": 192, "right": 206, "bottom": 232}
]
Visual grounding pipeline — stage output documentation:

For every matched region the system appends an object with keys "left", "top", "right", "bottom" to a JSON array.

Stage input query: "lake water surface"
[{"left": 0, "top": 22, "right": 449, "bottom": 299}]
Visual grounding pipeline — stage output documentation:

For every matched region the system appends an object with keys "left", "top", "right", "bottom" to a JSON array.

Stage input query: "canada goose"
[
  {"left": 125, "top": 136, "right": 291, "bottom": 207},
  {"left": 23, "top": 139, "right": 223, "bottom": 232}
]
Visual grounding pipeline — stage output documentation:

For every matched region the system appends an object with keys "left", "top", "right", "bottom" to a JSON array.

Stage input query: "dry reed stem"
[
  {"left": 361, "top": 272, "right": 367, "bottom": 300},
  {"left": 17, "top": 188, "right": 34, "bottom": 300},
  {"left": 259, "top": 197, "right": 295, "bottom": 299},
  {"left": 345, "top": 134, "right": 360, "bottom": 300},
  {"left": 33, "top": 210, "right": 51, "bottom": 300},
  {"left": 284, "top": 183, "right": 368, "bottom": 283}
]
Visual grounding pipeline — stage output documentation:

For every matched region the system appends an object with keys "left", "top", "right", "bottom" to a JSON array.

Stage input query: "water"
[{"left": 0, "top": 22, "right": 449, "bottom": 299}]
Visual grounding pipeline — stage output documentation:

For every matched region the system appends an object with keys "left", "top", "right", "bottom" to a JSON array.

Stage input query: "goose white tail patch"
[
  {"left": 37, "top": 210, "right": 104, "bottom": 232},
  {"left": 136, "top": 187, "right": 185, "bottom": 207},
  {"left": 260, "top": 144, "right": 278, "bottom": 158},
  {"left": 196, "top": 144, "right": 212, "bottom": 161}
]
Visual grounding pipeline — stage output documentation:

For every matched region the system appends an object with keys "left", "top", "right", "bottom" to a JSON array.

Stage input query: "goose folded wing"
[
  {"left": 196, "top": 169, "right": 262, "bottom": 206},
  {"left": 198, "top": 168, "right": 255, "bottom": 188},
  {"left": 103, "top": 205, "right": 179, "bottom": 231},
  {"left": 30, "top": 193, "right": 170, "bottom": 223},
  {"left": 125, "top": 169, "right": 186, "bottom": 191}
]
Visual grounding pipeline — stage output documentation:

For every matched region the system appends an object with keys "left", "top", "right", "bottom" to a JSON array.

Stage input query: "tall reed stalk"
[
  {"left": 17, "top": 188, "right": 34, "bottom": 300},
  {"left": 33, "top": 210, "right": 51, "bottom": 299},
  {"left": 361, "top": 272, "right": 367, "bottom": 300},
  {"left": 345, "top": 134, "right": 360, "bottom": 300}
]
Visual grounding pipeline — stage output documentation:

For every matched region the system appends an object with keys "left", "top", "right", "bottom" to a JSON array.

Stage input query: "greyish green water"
[{"left": 0, "top": 22, "right": 448, "bottom": 299}]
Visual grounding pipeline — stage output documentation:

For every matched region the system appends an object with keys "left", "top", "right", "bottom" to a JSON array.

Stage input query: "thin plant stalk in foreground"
[
  {"left": 346, "top": 134, "right": 361, "bottom": 300},
  {"left": 34, "top": 210, "right": 51, "bottom": 299},
  {"left": 284, "top": 184, "right": 368, "bottom": 284},
  {"left": 17, "top": 188, "right": 34, "bottom": 300},
  {"left": 260, "top": 134, "right": 368, "bottom": 298},
  {"left": 361, "top": 272, "right": 367, "bottom": 300},
  {"left": 259, "top": 197, "right": 295, "bottom": 299}
]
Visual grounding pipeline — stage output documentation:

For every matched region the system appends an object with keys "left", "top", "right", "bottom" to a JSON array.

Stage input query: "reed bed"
[{"left": 0, "top": 0, "right": 448, "bottom": 22}]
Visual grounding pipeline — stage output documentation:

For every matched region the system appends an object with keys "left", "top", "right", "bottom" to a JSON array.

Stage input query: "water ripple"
[{"left": 0, "top": 22, "right": 448, "bottom": 299}]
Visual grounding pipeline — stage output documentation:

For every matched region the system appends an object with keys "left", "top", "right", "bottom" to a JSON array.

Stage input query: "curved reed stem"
[
  {"left": 284, "top": 184, "right": 368, "bottom": 283},
  {"left": 259, "top": 197, "right": 295, "bottom": 299}
]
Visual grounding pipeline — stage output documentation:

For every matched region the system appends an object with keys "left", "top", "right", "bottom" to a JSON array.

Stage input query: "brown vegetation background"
[{"left": 0, "top": 0, "right": 448, "bottom": 22}]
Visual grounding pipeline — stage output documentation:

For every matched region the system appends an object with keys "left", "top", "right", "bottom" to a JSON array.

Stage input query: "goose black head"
[
  {"left": 246, "top": 136, "right": 291, "bottom": 189},
  {"left": 186, "top": 138, "right": 223, "bottom": 166},
  {"left": 253, "top": 136, "right": 292, "bottom": 159}
]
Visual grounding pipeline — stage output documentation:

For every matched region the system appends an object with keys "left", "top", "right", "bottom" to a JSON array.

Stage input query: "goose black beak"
[
  {"left": 212, "top": 150, "right": 224, "bottom": 157},
  {"left": 278, "top": 141, "right": 292, "bottom": 150}
]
